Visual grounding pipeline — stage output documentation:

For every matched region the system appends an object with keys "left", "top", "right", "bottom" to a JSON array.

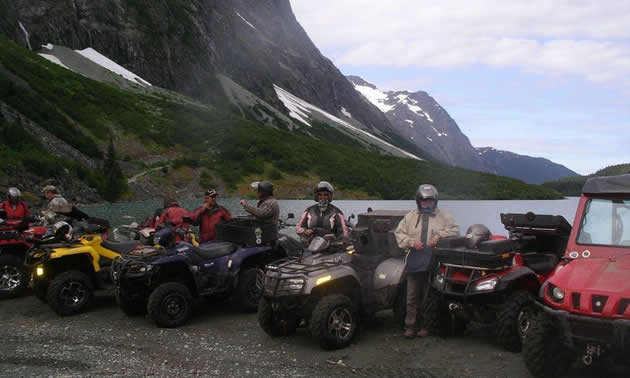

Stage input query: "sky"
[{"left": 289, "top": 0, "right": 630, "bottom": 176}]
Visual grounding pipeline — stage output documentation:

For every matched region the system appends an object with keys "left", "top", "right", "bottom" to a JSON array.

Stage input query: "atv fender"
[
  {"left": 303, "top": 265, "right": 360, "bottom": 295},
  {"left": 495, "top": 267, "right": 540, "bottom": 292},
  {"left": 373, "top": 258, "right": 405, "bottom": 290},
  {"left": 230, "top": 246, "right": 274, "bottom": 271},
  {"left": 50, "top": 246, "right": 103, "bottom": 272}
]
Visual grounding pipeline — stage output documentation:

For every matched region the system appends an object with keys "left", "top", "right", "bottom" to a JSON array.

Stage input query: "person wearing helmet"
[
  {"left": 190, "top": 188, "right": 232, "bottom": 243},
  {"left": 0, "top": 187, "right": 30, "bottom": 220},
  {"left": 395, "top": 184, "right": 460, "bottom": 339},
  {"left": 296, "top": 181, "right": 348, "bottom": 240},
  {"left": 41, "top": 185, "right": 72, "bottom": 225},
  {"left": 240, "top": 180, "right": 279, "bottom": 224}
]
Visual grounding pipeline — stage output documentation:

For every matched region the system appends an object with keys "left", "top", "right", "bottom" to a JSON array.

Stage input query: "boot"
[
  {"left": 404, "top": 328, "right": 416, "bottom": 339},
  {"left": 417, "top": 328, "right": 428, "bottom": 337}
]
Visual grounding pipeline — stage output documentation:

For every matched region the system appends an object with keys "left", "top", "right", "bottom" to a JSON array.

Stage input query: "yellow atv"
[{"left": 26, "top": 220, "right": 143, "bottom": 316}]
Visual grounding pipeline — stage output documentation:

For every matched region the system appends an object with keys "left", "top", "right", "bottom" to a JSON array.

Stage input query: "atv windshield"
[{"left": 577, "top": 199, "right": 630, "bottom": 247}]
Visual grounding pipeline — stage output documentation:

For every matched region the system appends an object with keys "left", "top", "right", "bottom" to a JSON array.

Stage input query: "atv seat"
[
  {"left": 189, "top": 241, "right": 236, "bottom": 263},
  {"left": 521, "top": 253, "right": 559, "bottom": 274},
  {"left": 101, "top": 240, "right": 141, "bottom": 254}
]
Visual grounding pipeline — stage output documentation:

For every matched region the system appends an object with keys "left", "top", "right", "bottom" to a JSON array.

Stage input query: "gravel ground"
[{"left": 0, "top": 292, "right": 625, "bottom": 377}]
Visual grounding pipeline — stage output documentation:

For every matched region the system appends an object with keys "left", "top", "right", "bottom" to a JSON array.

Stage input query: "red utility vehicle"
[
  {"left": 425, "top": 212, "right": 570, "bottom": 351},
  {"left": 0, "top": 215, "right": 46, "bottom": 298},
  {"left": 523, "top": 174, "right": 630, "bottom": 376}
]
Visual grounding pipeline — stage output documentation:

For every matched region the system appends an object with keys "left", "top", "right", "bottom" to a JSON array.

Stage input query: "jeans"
[{"left": 405, "top": 271, "right": 429, "bottom": 330}]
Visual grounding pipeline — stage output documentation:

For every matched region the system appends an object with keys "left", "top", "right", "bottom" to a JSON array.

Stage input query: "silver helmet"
[
  {"left": 7, "top": 187, "right": 21, "bottom": 204},
  {"left": 52, "top": 221, "right": 73, "bottom": 242},
  {"left": 313, "top": 181, "right": 334, "bottom": 202},
  {"left": 465, "top": 224, "right": 491, "bottom": 249},
  {"left": 416, "top": 184, "right": 438, "bottom": 213}
]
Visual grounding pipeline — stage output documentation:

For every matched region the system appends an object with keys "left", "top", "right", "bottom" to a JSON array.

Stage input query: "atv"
[
  {"left": 259, "top": 210, "right": 408, "bottom": 350},
  {"left": 0, "top": 214, "right": 46, "bottom": 298},
  {"left": 425, "top": 212, "right": 570, "bottom": 352},
  {"left": 111, "top": 216, "right": 302, "bottom": 328},
  {"left": 26, "top": 218, "right": 146, "bottom": 315},
  {"left": 523, "top": 174, "right": 630, "bottom": 377}
]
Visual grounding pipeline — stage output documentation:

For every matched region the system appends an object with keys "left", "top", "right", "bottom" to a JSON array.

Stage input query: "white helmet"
[{"left": 52, "top": 221, "right": 73, "bottom": 242}]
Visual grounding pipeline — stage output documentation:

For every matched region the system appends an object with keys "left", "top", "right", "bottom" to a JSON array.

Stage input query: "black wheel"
[
  {"left": 46, "top": 270, "right": 94, "bottom": 316},
  {"left": 496, "top": 290, "right": 536, "bottom": 352},
  {"left": 148, "top": 282, "right": 193, "bottom": 328},
  {"left": 393, "top": 281, "right": 407, "bottom": 327},
  {"left": 235, "top": 268, "right": 264, "bottom": 313},
  {"left": 423, "top": 288, "right": 450, "bottom": 336},
  {"left": 258, "top": 297, "right": 297, "bottom": 337},
  {"left": 523, "top": 312, "right": 573, "bottom": 377},
  {"left": 115, "top": 288, "right": 146, "bottom": 316},
  {"left": 32, "top": 280, "right": 49, "bottom": 303},
  {"left": 0, "top": 254, "right": 29, "bottom": 299},
  {"left": 310, "top": 294, "right": 358, "bottom": 350}
]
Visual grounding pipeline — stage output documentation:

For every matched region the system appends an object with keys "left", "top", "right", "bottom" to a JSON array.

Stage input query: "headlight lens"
[
  {"left": 35, "top": 266, "right": 45, "bottom": 277},
  {"left": 551, "top": 285, "right": 565, "bottom": 301},
  {"left": 474, "top": 277, "right": 498, "bottom": 291},
  {"left": 286, "top": 278, "right": 305, "bottom": 290}
]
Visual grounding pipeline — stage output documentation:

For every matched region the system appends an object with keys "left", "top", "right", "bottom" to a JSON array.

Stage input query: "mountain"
[
  {"left": 543, "top": 163, "right": 630, "bottom": 196},
  {"left": 0, "top": 0, "right": 430, "bottom": 159},
  {"left": 347, "top": 76, "right": 579, "bottom": 184}
]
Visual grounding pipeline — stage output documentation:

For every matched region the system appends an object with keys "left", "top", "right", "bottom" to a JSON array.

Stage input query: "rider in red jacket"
[
  {"left": 0, "top": 187, "right": 30, "bottom": 220},
  {"left": 190, "top": 188, "right": 232, "bottom": 243},
  {"left": 156, "top": 198, "right": 190, "bottom": 230}
]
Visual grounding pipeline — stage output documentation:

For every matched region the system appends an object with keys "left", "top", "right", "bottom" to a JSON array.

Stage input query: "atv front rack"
[{"left": 266, "top": 256, "right": 343, "bottom": 275}]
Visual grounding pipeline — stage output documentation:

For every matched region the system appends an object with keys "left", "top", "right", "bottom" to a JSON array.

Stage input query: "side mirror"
[{"left": 287, "top": 213, "right": 295, "bottom": 219}]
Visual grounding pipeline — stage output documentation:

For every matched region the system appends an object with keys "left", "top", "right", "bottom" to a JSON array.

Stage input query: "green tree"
[{"left": 103, "top": 138, "right": 127, "bottom": 201}]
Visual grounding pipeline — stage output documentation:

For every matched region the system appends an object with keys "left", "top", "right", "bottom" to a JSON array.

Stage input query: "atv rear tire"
[
  {"left": 523, "top": 312, "right": 573, "bottom": 377},
  {"left": 116, "top": 288, "right": 146, "bottom": 316},
  {"left": 310, "top": 294, "right": 358, "bottom": 350},
  {"left": 496, "top": 290, "right": 536, "bottom": 352},
  {"left": 148, "top": 282, "right": 193, "bottom": 328},
  {"left": 235, "top": 268, "right": 264, "bottom": 313},
  {"left": 47, "top": 270, "right": 94, "bottom": 316},
  {"left": 258, "top": 297, "right": 297, "bottom": 337},
  {"left": 32, "top": 280, "right": 49, "bottom": 303},
  {"left": 423, "top": 288, "right": 450, "bottom": 336},
  {"left": 0, "top": 254, "right": 29, "bottom": 299}
]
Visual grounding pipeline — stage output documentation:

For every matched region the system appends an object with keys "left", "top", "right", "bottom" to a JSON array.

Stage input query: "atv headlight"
[
  {"left": 473, "top": 277, "right": 498, "bottom": 292},
  {"left": 435, "top": 273, "right": 445, "bottom": 286},
  {"left": 286, "top": 278, "right": 305, "bottom": 290},
  {"left": 35, "top": 265, "right": 45, "bottom": 277},
  {"left": 549, "top": 284, "right": 565, "bottom": 302},
  {"left": 315, "top": 275, "right": 332, "bottom": 286}
]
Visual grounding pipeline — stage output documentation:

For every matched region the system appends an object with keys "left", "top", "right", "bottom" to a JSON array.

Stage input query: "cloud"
[{"left": 290, "top": 0, "right": 630, "bottom": 83}]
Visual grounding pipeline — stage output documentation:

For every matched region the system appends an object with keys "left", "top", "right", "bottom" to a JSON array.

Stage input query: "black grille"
[
  {"left": 618, "top": 298, "right": 630, "bottom": 316},
  {"left": 592, "top": 295, "right": 608, "bottom": 313},
  {"left": 570, "top": 320, "right": 613, "bottom": 342},
  {"left": 572, "top": 293, "right": 581, "bottom": 310}
]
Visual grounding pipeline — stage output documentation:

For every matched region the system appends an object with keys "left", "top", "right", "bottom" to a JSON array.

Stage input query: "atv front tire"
[
  {"left": 235, "top": 268, "right": 264, "bottom": 313},
  {"left": 148, "top": 282, "right": 193, "bottom": 328},
  {"left": 496, "top": 290, "right": 536, "bottom": 352},
  {"left": 258, "top": 297, "right": 297, "bottom": 337},
  {"left": 46, "top": 270, "right": 95, "bottom": 316},
  {"left": 423, "top": 288, "right": 450, "bottom": 336},
  {"left": 310, "top": 294, "right": 358, "bottom": 350},
  {"left": 523, "top": 312, "right": 573, "bottom": 377},
  {"left": 0, "top": 254, "right": 29, "bottom": 299}
]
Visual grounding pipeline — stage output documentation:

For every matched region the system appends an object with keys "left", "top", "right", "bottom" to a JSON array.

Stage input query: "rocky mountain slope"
[{"left": 347, "top": 76, "right": 579, "bottom": 184}]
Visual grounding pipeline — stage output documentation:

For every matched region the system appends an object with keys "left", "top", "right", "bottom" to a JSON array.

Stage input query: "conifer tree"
[{"left": 103, "top": 138, "right": 127, "bottom": 201}]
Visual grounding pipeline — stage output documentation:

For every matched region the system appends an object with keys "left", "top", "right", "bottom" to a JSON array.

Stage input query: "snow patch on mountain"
[
  {"left": 75, "top": 48, "right": 152, "bottom": 86},
  {"left": 273, "top": 84, "right": 421, "bottom": 160},
  {"left": 38, "top": 53, "right": 70, "bottom": 70},
  {"left": 341, "top": 107, "right": 352, "bottom": 118},
  {"left": 353, "top": 84, "right": 394, "bottom": 113}
]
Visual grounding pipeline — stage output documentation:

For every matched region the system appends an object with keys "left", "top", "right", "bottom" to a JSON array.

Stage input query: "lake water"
[{"left": 81, "top": 197, "right": 580, "bottom": 236}]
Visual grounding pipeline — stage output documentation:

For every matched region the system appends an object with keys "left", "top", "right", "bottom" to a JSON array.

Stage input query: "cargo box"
[
  {"left": 434, "top": 236, "right": 514, "bottom": 270},
  {"left": 216, "top": 217, "right": 278, "bottom": 246},
  {"left": 351, "top": 210, "right": 407, "bottom": 258}
]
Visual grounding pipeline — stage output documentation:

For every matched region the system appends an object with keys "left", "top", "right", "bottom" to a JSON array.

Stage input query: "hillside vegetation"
[
  {"left": 0, "top": 36, "right": 562, "bottom": 200},
  {"left": 543, "top": 163, "right": 630, "bottom": 196}
]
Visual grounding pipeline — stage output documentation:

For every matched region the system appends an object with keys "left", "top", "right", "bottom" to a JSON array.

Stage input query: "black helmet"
[
  {"left": 313, "top": 181, "right": 334, "bottom": 202},
  {"left": 257, "top": 180, "right": 274, "bottom": 196},
  {"left": 416, "top": 184, "right": 438, "bottom": 213},
  {"left": 7, "top": 187, "right": 21, "bottom": 204},
  {"left": 465, "top": 224, "right": 491, "bottom": 249},
  {"left": 52, "top": 221, "right": 73, "bottom": 242}
]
